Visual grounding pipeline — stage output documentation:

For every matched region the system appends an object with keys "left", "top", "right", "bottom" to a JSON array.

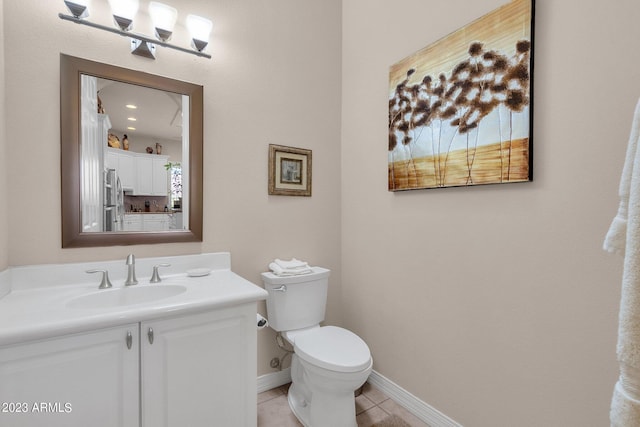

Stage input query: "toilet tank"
[{"left": 261, "top": 267, "right": 330, "bottom": 332}]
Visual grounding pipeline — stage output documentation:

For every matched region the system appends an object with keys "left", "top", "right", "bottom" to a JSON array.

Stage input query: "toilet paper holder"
[{"left": 256, "top": 313, "right": 268, "bottom": 329}]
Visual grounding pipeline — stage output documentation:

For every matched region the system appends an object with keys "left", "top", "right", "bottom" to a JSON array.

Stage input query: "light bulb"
[
  {"left": 108, "top": 0, "right": 139, "bottom": 31},
  {"left": 149, "top": 2, "right": 178, "bottom": 41},
  {"left": 186, "top": 15, "right": 212, "bottom": 52}
]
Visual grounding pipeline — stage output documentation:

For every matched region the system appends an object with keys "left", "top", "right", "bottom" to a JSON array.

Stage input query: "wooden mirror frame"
[{"left": 60, "top": 54, "right": 203, "bottom": 248}]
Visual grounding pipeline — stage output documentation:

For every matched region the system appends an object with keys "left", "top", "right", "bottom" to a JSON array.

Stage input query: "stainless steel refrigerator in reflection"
[{"left": 104, "top": 168, "right": 124, "bottom": 231}]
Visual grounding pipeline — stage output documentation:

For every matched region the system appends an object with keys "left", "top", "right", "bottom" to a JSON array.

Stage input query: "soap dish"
[{"left": 187, "top": 268, "right": 211, "bottom": 277}]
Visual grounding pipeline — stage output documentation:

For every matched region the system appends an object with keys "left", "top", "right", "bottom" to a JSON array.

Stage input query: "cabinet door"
[
  {"left": 104, "top": 149, "right": 136, "bottom": 192},
  {"left": 136, "top": 157, "right": 153, "bottom": 195},
  {"left": 169, "top": 212, "right": 183, "bottom": 230},
  {"left": 141, "top": 304, "right": 257, "bottom": 427},
  {"left": 123, "top": 214, "right": 143, "bottom": 231},
  {"left": 152, "top": 158, "right": 168, "bottom": 196},
  {"left": 142, "top": 214, "right": 169, "bottom": 231},
  {"left": 118, "top": 153, "right": 136, "bottom": 191},
  {"left": 105, "top": 149, "right": 118, "bottom": 170},
  {"left": 0, "top": 325, "right": 139, "bottom": 427}
]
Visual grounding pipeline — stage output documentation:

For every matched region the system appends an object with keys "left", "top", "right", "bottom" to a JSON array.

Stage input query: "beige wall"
[
  {"left": 342, "top": 0, "right": 635, "bottom": 426},
  {"left": 0, "top": 0, "right": 7, "bottom": 271},
  {"left": 3, "top": 0, "right": 342, "bottom": 376},
  {"left": 2, "top": 0, "right": 635, "bottom": 424}
]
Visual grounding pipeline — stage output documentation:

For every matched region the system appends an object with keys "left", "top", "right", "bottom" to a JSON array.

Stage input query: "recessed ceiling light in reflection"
[
  {"left": 126, "top": 104, "right": 137, "bottom": 109},
  {"left": 127, "top": 117, "right": 137, "bottom": 121},
  {"left": 127, "top": 126, "right": 136, "bottom": 131}
]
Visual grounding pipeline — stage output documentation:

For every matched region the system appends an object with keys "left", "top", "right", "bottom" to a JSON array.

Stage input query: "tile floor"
[{"left": 257, "top": 382, "right": 431, "bottom": 427}]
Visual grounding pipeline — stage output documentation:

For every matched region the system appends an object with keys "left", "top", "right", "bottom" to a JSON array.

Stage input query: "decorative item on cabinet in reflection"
[
  {"left": 108, "top": 133, "right": 120, "bottom": 148},
  {"left": 122, "top": 134, "right": 129, "bottom": 151},
  {"left": 156, "top": 143, "right": 163, "bottom": 155},
  {"left": 97, "top": 95, "right": 105, "bottom": 114}
]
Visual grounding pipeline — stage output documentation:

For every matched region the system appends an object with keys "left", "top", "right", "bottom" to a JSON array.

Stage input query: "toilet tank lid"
[{"left": 261, "top": 267, "right": 330, "bottom": 285}]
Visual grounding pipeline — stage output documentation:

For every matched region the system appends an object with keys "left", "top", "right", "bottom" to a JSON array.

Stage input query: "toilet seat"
[{"left": 293, "top": 326, "right": 371, "bottom": 373}]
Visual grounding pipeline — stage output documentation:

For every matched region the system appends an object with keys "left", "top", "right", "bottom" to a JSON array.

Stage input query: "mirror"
[
  {"left": 61, "top": 54, "right": 203, "bottom": 247},
  {"left": 94, "top": 77, "right": 188, "bottom": 232}
]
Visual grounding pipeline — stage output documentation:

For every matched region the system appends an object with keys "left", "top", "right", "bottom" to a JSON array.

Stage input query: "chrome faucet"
[{"left": 124, "top": 254, "right": 138, "bottom": 286}]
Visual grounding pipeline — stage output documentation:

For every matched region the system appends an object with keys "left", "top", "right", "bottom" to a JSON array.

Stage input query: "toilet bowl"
[
  {"left": 261, "top": 268, "right": 373, "bottom": 427},
  {"left": 285, "top": 326, "right": 372, "bottom": 427}
]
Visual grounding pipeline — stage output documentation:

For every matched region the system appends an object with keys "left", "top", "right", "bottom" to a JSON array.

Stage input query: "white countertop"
[{"left": 0, "top": 253, "right": 268, "bottom": 347}]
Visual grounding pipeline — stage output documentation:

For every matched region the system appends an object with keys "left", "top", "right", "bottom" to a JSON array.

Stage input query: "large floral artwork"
[{"left": 388, "top": 0, "right": 534, "bottom": 191}]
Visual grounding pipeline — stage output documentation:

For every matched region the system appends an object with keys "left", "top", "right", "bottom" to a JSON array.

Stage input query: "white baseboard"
[
  {"left": 257, "top": 368, "right": 461, "bottom": 427},
  {"left": 367, "top": 370, "right": 462, "bottom": 427},
  {"left": 257, "top": 368, "right": 292, "bottom": 394}
]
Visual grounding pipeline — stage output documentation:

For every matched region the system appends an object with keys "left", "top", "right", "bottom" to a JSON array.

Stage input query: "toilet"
[{"left": 262, "top": 267, "right": 372, "bottom": 427}]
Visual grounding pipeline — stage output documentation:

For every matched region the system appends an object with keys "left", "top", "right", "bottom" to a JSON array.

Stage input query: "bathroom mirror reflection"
[
  {"left": 89, "top": 77, "right": 188, "bottom": 233},
  {"left": 61, "top": 54, "right": 203, "bottom": 248}
]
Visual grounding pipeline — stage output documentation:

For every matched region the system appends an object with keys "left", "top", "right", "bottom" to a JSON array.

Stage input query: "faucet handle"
[
  {"left": 86, "top": 269, "right": 113, "bottom": 289},
  {"left": 150, "top": 263, "right": 171, "bottom": 283}
]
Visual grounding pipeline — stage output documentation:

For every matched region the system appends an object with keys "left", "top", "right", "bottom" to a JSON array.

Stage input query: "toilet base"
[
  {"left": 288, "top": 380, "right": 358, "bottom": 427},
  {"left": 287, "top": 383, "right": 311, "bottom": 427},
  {"left": 287, "top": 354, "right": 371, "bottom": 427}
]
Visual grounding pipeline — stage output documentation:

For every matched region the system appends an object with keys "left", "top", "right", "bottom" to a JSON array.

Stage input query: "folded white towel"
[
  {"left": 269, "top": 262, "right": 313, "bottom": 276},
  {"left": 274, "top": 258, "right": 309, "bottom": 270}
]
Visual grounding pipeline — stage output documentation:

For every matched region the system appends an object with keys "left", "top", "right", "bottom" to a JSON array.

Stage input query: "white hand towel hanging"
[{"left": 604, "top": 97, "right": 640, "bottom": 427}]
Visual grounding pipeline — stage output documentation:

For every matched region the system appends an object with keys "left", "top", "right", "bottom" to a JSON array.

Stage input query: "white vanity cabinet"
[
  {"left": 0, "top": 304, "right": 258, "bottom": 427},
  {"left": 141, "top": 303, "right": 257, "bottom": 427},
  {"left": 0, "top": 324, "right": 140, "bottom": 427}
]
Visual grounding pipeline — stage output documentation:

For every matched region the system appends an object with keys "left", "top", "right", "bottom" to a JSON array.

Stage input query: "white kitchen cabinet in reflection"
[
  {"left": 123, "top": 214, "right": 170, "bottom": 231},
  {"left": 105, "top": 147, "right": 169, "bottom": 196}
]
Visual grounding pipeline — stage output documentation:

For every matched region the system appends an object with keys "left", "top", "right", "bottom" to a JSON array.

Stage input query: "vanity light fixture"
[{"left": 59, "top": 0, "right": 212, "bottom": 59}]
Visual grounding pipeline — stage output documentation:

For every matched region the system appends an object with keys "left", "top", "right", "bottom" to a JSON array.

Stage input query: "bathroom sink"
[{"left": 67, "top": 284, "right": 187, "bottom": 309}]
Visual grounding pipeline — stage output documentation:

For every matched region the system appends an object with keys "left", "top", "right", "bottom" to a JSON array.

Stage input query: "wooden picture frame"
[{"left": 268, "top": 144, "right": 312, "bottom": 196}]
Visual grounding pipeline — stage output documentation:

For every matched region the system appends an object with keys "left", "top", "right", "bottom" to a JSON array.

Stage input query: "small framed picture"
[{"left": 268, "top": 144, "right": 312, "bottom": 196}]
